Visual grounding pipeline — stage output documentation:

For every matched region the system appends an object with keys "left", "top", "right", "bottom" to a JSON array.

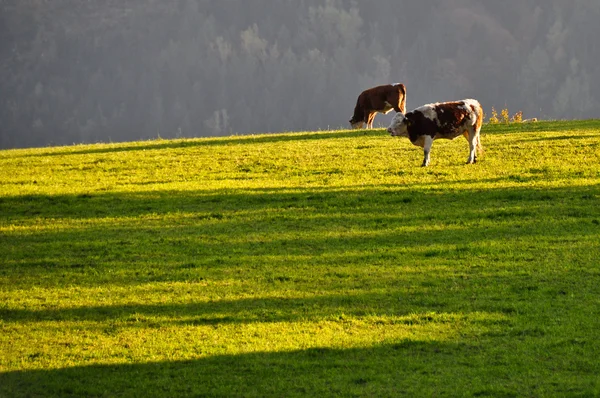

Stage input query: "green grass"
[{"left": 1, "top": 120, "right": 600, "bottom": 396}]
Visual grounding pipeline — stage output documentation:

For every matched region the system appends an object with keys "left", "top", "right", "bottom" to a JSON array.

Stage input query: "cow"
[
  {"left": 349, "top": 83, "right": 407, "bottom": 129},
  {"left": 387, "top": 99, "right": 483, "bottom": 167}
]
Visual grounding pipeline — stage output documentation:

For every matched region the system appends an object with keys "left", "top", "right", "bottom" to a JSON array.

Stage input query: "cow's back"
[
  {"left": 358, "top": 85, "right": 387, "bottom": 109},
  {"left": 408, "top": 99, "right": 482, "bottom": 141},
  {"left": 359, "top": 84, "right": 405, "bottom": 112}
]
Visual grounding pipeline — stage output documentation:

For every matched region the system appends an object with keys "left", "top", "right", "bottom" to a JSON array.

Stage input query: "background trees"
[{"left": 1, "top": 0, "right": 599, "bottom": 148}]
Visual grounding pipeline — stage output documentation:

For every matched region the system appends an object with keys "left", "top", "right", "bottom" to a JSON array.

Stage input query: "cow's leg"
[
  {"left": 474, "top": 124, "right": 482, "bottom": 162},
  {"left": 367, "top": 113, "right": 376, "bottom": 129},
  {"left": 465, "top": 129, "right": 477, "bottom": 164},
  {"left": 422, "top": 135, "right": 433, "bottom": 167}
]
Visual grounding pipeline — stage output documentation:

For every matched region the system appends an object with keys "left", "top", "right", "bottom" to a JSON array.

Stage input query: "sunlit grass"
[{"left": 1, "top": 120, "right": 600, "bottom": 396}]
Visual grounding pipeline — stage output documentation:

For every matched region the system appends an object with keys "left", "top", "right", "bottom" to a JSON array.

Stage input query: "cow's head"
[
  {"left": 387, "top": 112, "right": 410, "bottom": 137},
  {"left": 349, "top": 117, "right": 364, "bottom": 129}
]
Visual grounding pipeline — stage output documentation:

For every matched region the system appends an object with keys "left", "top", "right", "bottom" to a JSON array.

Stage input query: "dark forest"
[{"left": 1, "top": 0, "right": 599, "bottom": 148}]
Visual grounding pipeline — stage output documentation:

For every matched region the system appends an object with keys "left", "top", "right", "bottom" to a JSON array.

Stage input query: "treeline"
[{"left": 1, "top": 0, "right": 599, "bottom": 148}]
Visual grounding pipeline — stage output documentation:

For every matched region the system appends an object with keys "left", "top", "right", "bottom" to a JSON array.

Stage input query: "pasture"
[{"left": 1, "top": 120, "right": 600, "bottom": 396}]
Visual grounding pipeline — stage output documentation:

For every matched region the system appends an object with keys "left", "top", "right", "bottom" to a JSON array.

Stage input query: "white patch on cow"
[
  {"left": 460, "top": 99, "right": 481, "bottom": 126},
  {"left": 458, "top": 101, "right": 471, "bottom": 113},
  {"left": 422, "top": 135, "right": 434, "bottom": 166},
  {"left": 462, "top": 99, "right": 479, "bottom": 109},
  {"left": 460, "top": 99, "right": 481, "bottom": 114},
  {"left": 417, "top": 105, "right": 439, "bottom": 125}
]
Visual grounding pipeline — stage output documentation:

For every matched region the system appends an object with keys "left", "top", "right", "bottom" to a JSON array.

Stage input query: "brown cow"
[
  {"left": 350, "top": 83, "right": 406, "bottom": 129},
  {"left": 349, "top": 83, "right": 407, "bottom": 129}
]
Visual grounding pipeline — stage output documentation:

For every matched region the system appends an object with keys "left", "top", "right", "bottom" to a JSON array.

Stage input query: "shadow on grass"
[
  {"left": 0, "top": 289, "right": 508, "bottom": 326},
  {"left": 1, "top": 338, "right": 595, "bottom": 397},
  {"left": 12, "top": 129, "right": 375, "bottom": 158},
  {"left": 2, "top": 181, "right": 598, "bottom": 220},
  {"left": 2, "top": 185, "right": 599, "bottom": 397},
  {"left": 2, "top": 185, "right": 598, "bottom": 254},
  {"left": 2, "top": 183, "right": 599, "bottom": 294},
  {"left": 0, "top": 340, "right": 510, "bottom": 397}
]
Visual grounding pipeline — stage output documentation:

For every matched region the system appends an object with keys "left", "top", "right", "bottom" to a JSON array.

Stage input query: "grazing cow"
[
  {"left": 387, "top": 99, "right": 483, "bottom": 167},
  {"left": 350, "top": 83, "right": 407, "bottom": 129}
]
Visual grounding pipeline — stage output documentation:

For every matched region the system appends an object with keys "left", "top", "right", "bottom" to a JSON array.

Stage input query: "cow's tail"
[
  {"left": 398, "top": 83, "right": 407, "bottom": 114},
  {"left": 475, "top": 102, "right": 484, "bottom": 156},
  {"left": 476, "top": 133, "right": 484, "bottom": 156}
]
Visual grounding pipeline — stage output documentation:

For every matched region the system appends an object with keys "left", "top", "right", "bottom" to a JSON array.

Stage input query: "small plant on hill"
[
  {"left": 488, "top": 107, "right": 499, "bottom": 124},
  {"left": 511, "top": 111, "right": 523, "bottom": 123},
  {"left": 488, "top": 107, "right": 525, "bottom": 124},
  {"left": 501, "top": 108, "right": 510, "bottom": 124}
]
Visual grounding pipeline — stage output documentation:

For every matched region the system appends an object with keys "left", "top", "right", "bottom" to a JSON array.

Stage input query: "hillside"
[{"left": 1, "top": 121, "right": 600, "bottom": 396}]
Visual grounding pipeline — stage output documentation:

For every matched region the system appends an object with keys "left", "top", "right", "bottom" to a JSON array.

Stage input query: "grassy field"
[{"left": 1, "top": 120, "right": 600, "bottom": 396}]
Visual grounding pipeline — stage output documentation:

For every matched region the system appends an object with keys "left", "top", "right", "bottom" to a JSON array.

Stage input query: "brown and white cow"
[
  {"left": 350, "top": 83, "right": 407, "bottom": 129},
  {"left": 387, "top": 99, "right": 483, "bottom": 167}
]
